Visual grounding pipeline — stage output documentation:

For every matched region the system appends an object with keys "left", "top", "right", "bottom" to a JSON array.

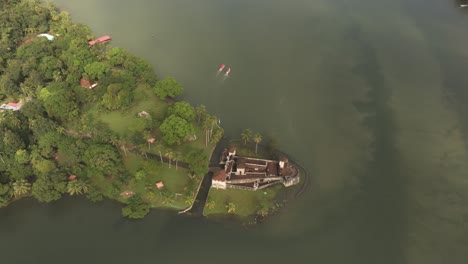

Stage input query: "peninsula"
[{"left": 0, "top": 0, "right": 302, "bottom": 221}]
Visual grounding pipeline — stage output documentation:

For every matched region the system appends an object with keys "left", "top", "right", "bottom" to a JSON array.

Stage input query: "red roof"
[
  {"left": 18, "top": 36, "right": 35, "bottom": 46},
  {"left": 89, "top": 35, "right": 111, "bottom": 46},
  {"left": 80, "top": 78, "right": 91, "bottom": 87},
  {"left": 156, "top": 181, "right": 164, "bottom": 189},
  {"left": 7, "top": 102, "right": 21, "bottom": 108},
  {"left": 147, "top": 138, "right": 156, "bottom": 143},
  {"left": 68, "top": 175, "right": 77, "bottom": 181},
  {"left": 80, "top": 78, "right": 97, "bottom": 89},
  {"left": 212, "top": 170, "right": 227, "bottom": 182}
]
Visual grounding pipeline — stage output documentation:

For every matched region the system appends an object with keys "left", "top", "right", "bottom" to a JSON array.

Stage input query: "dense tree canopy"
[
  {"left": 167, "top": 101, "right": 195, "bottom": 121},
  {"left": 185, "top": 150, "right": 209, "bottom": 176},
  {"left": 153, "top": 77, "right": 183, "bottom": 100},
  {"left": 159, "top": 114, "right": 195, "bottom": 145},
  {"left": 0, "top": 0, "right": 221, "bottom": 218}
]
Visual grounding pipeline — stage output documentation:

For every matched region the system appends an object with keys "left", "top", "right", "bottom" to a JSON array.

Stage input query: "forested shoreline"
[{"left": 0, "top": 0, "right": 223, "bottom": 218}]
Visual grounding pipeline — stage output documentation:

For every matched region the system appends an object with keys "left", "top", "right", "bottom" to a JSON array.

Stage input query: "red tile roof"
[
  {"left": 156, "top": 181, "right": 164, "bottom": 189},
  {"left": 89, "top": 35, "right": 111, "bottom": 46},
  {"left": 147, "top": 138, "right": 156, "bottom": 143},
  {"left": 80, "top": 78, "right": 97, "bottom": 89},
  {"left": 7, "top": 102, "right": 21, "bottom": 108},
  {"left": 18, "top": 36, "right": 35, "bottom": 46},
  {"left": 213, "top": 170, "right": 227, "bottom": 182},
  {"left": 80, "top": 78, "right": 91, "bottom": 87}
]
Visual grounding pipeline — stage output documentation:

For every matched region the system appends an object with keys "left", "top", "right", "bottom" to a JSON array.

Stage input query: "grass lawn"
[
  {"left": 204, "top": 184, "right": 284, "bottom": 218},
  {"left": 95, "top": 84, "right": 168, "bottom": 136},
  {"left": 122, "top": 153, "right": 200, "bottom": 210},
  {"left": 147, "top": 124, "right": 218, "bottom": 162}
]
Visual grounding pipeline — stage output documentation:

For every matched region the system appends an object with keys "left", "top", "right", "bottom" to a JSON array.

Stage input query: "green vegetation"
[
  {"left": 0, "top": 0, "right": 223, "bottom": 218},
  {"left": 204, "top": 185, "right": 284, "bottom": 218}
]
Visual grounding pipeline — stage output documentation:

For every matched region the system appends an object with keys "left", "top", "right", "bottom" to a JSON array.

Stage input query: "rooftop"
[{"left": 89, "top": 35, "right": 111, "bottom": 46}]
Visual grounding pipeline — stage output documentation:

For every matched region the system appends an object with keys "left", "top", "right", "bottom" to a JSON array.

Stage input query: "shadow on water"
[{"left": 347, "top": 25, "right": 408, "bottom": 264}]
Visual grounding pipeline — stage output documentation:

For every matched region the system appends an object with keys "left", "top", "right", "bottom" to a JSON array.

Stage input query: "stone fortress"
[{"left": 211, "top": 147, "right": 300, "bottom": 191}]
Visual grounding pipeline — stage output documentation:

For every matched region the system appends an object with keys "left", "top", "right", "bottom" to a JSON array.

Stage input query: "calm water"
[{"left": 2, "top": 0, "right": 468, "bottom": 263}]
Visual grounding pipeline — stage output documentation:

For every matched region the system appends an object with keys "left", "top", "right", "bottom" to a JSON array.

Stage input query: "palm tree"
[
  {"left": 208, "top": 115, "right": 217, "bottom": 140},
  {"left": 56, "top": 126, "right": 65, "bottom": 135},
  {"left": 137, "top": 144, "right": 148, "bottom": 159},
  {"left": 184, "top": 192, "right": 195, "bottom": 205},
  {"left": 109, "top": 136, "right": 120, "bottom": 151},
  {"left": 241, "top": 128, "right": 252, "bottom": 145},
  {"left": 145, "top": 191, "right": 155, "bottom": 201},
  {"left": 160, "top": 190, "right": 174, "bottom": 206},
  {"left": 155, "top": 140, "right": 164, "bottom": 163},
  {"left": 67, "top": 180, "right": 89, "bottom": 195},
  {"left": 206, "top": 199, "right": 216, "bottom": 210},
  {"left": 202, "top": 116, "right": 211, "bottom": 147},
  {"left": 12, "top": 179, "right": 31, "bottom": 197},
  {"left": 173, "top": 152, "right": 182, "bottom": 170},
  {"left": 164, "top": 150, "right": 174, "bottom": 168},
  {"left": 226, "top": 202, "right": 236, "bottom": 214},
  {"left": 195, "top": 104, "right": 206, "bottom": 124},
  {"left": 143, "top": 130, "right": 152, "bottom": 150},
  {"left": 110, "top": 135, "right": 128, "bottom": 156},
  {"left": 118, "top": 137, "right": 129, "bottom": 156},
  {"left": 253, "top": 132, "right": 262, "bottom": 154}
]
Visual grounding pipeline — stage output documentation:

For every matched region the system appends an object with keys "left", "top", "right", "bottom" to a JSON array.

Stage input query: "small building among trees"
[
  {"left": 0, "top": 101, "right": 23, "bottom": 111},
  {"left": 80, "top": 78, "right": 98, "bottom": 89}
]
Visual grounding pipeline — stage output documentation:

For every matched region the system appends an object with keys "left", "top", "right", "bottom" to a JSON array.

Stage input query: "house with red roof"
[
  {"left": 0, "top": 101, "right": 23, "bottom": 111},
  {"left": 89, "top": 35, "right": 111, "bottom": 46},
  {"left": 80, "top": 78, "right": 98, "bottom": 89}
]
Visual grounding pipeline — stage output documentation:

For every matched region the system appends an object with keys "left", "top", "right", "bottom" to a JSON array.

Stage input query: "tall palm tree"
[
  {"left": 155, "top": 140, "right": 164, "bottom": 163},
  {"left": 253, "top": 132, "right": 262, "bottom": 154},
  {"left": 241, "top": 128, "right": 252, "bottom": 145},
  {"left": 195, "top": 104, "right": 206, "bottom": 124},
  {"left": 143, "top": 130, "right": 152, "bottom": 150},
  {"left": 208, "top": 115, "right": 217, "bottom": 140},
  {"left": 67, "top": 180, "right": 89, "bottom": 195},
  {"left": 12, "top": 179, "right": 31, "bottom": 197},
  {"left": 109, "top": 136, "right": 121, "bottom": 153},
  {"left": 137, "top": 144, "right": 148, "bottom": 159},
  {"left": 118, "top": 137, "right": 128, "bottom": 156},
  {"left": 202, "top": 116, "right": 212, "bottom": 147},
  {"left": 173, "top": 152, "right": 182, "bottom": 170},
  {"left": 164, "top": 150, "right": 174, "bottom": 168},
  {"left": 109, "top": 136, "right": 127, "bottom": 156}
]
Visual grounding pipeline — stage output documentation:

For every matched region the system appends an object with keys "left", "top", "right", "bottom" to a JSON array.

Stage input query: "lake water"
[{"left": 2, "top": 0, "right": 468, "bottom": 263}]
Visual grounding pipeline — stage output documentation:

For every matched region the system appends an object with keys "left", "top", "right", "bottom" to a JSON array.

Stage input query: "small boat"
[
  {"left": 218, "top": 64, "right": 225, "bottom": 72},
  {"left": 224, "top": 68, "right": 231, "bottom": 76}
]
